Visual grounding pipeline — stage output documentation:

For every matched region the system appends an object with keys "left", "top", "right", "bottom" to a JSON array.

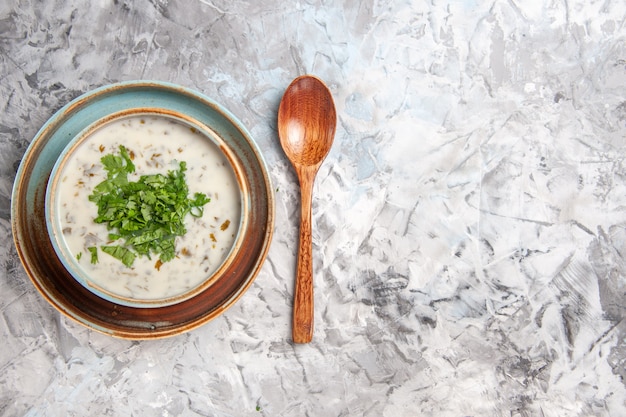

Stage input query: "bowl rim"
[{"left": 11, "top": 80, "right": 275, "bottom": 339}]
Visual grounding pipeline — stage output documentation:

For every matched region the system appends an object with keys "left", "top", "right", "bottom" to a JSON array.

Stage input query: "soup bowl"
[{"left": 46, "top": 110, "right": 246, "bottom": 308}]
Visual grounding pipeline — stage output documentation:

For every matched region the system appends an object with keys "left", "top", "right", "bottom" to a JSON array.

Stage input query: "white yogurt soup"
[{"left": 50, "top": 113, "right": 243, "bottom": 303}]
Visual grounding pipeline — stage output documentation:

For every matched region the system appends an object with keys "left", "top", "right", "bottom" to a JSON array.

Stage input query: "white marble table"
[{"left": 1, "top": 0, "right": 625, "bottom": 415}]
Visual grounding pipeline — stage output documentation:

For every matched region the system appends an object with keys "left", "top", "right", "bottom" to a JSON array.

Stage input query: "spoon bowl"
[{"left": 278, "top": 75, "right": 336, "bottom": 343}]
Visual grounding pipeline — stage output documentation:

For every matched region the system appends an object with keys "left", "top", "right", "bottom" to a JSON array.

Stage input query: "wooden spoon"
[{"left": 278, "top": 75, "right": 337, "bottom": 344}]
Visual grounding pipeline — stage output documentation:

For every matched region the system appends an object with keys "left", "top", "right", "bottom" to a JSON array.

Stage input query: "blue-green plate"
[{"left": 11, "top": 81, "right": 274, "bottom": 339}]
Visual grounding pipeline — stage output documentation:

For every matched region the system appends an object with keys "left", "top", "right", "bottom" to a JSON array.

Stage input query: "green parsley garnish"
[
  {"left": 88, "top": 145, "right": 210, "bottom": 268},
  {"left": 88, "top": 246, "right": 98, "bottom": 264},
  {"left": 101, "top": 245, "right": 135, "bottom": 268}
]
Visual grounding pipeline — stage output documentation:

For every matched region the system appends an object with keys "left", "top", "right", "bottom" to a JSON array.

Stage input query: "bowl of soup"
[
  {"left": 46, "top": 111, "right": 245, "bottom": 308},
  {"left": 11, "top": 81, "right": 274, "bottom": 338}
]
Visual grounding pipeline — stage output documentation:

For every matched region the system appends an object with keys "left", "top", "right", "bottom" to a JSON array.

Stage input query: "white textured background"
[{"left": 1, "top": 0, "right": 625, "bottom": 416}]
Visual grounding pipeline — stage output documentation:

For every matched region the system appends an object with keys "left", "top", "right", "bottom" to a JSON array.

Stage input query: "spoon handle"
[{"left": 293, "top": 168, "right": 316, "bottom": 343}]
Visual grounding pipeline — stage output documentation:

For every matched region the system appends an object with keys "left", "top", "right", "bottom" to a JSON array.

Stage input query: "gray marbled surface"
[{"left": 1, "top": 0, "right": 626, "bottom": 416}]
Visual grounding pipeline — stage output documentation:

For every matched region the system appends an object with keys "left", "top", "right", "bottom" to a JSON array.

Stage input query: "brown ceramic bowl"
[{"left": 11, "top": 81, "right": 274, "bottom": 339}]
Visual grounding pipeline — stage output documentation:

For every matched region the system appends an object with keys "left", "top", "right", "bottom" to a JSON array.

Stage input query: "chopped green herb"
[
  {"left": 88, "top": 246, "right": 98, "bottom": 264},
  {"left": 101, "top": 245, "right": 136, "bottom": 268},
  {"left": 76, "top": 252, "right": 82, "bottom": 261},
  {"left": 88, "top": 145, "right": 210, "bottom": 268}
]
